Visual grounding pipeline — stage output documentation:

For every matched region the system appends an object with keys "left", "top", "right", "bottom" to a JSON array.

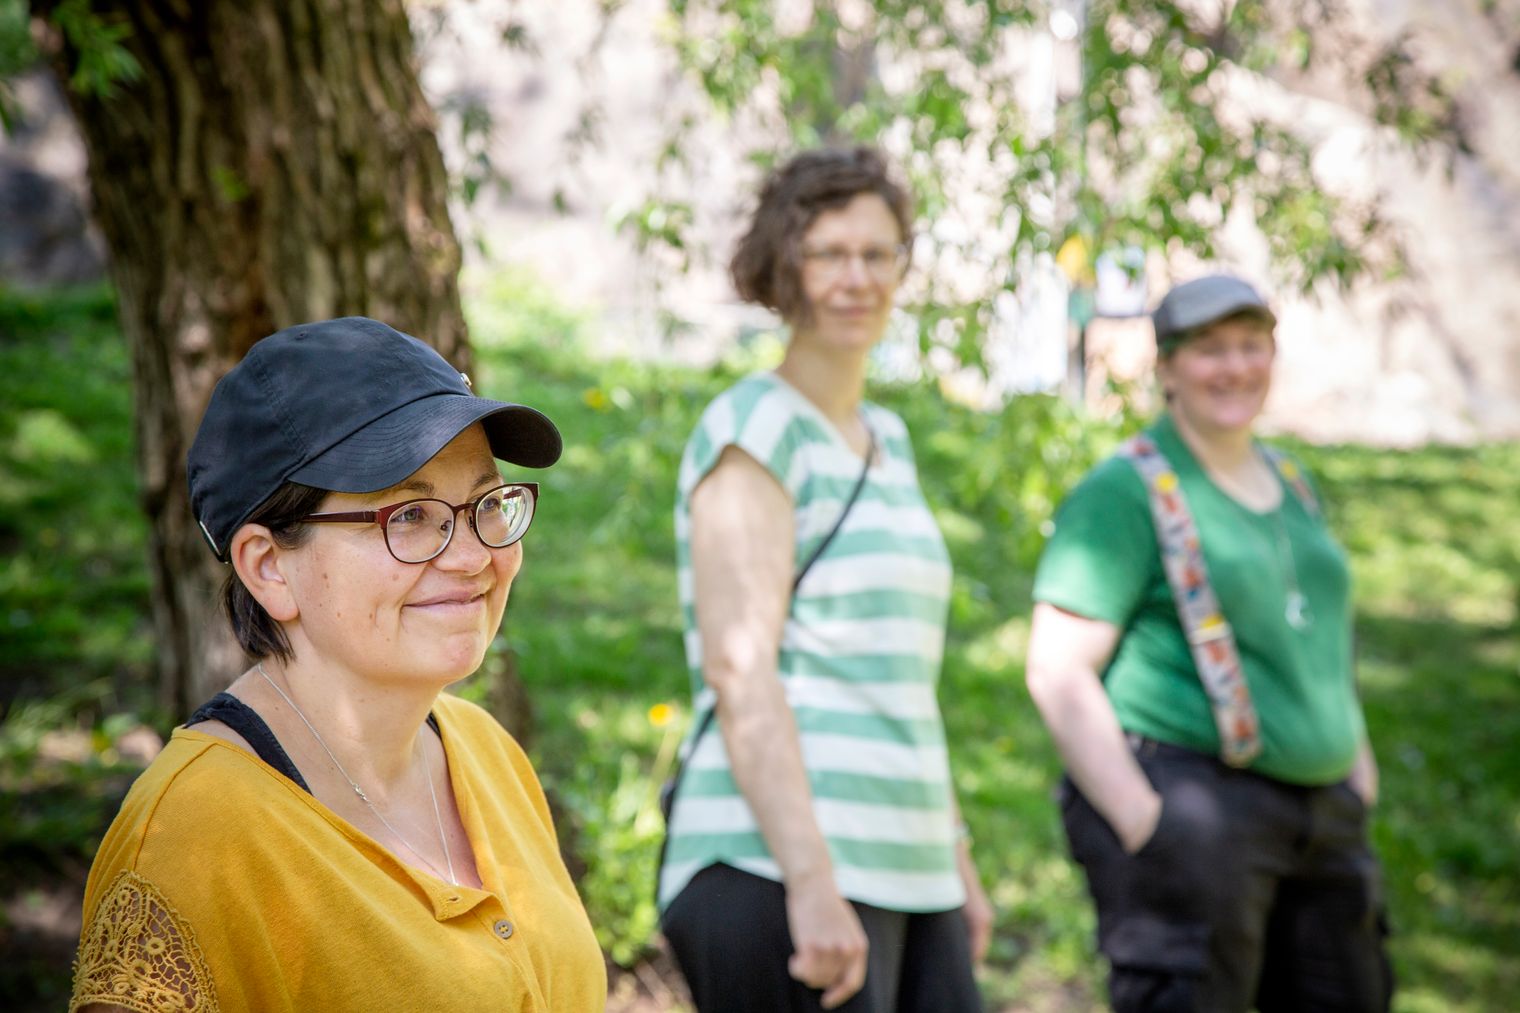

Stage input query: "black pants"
[
  {"left": 1060, "top": 738, "right": 1393, "bottom": 1013},
  {"left": 662, "top": 862, "right": 982, "bottom": 1013}
]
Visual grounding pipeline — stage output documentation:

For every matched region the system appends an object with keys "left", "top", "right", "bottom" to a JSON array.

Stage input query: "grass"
[
  {"left": 2, "top": 278, "right": 1517, "bottom": 1009},
  {"left": 0, "top": 286, "right": 152, "bottom": 709},
  {"left": 1298, "top": 443, "right": 1520, "bottom": 1013}
]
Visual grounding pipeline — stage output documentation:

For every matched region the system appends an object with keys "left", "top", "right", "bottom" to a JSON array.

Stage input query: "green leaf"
[{"left": 51, "top": 0, "right": 142, "bottom": 99}]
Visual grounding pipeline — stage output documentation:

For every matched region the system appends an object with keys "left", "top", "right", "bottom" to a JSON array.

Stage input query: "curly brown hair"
[{"left": 730, "top": 147, "right": 913, "bottom": 325}]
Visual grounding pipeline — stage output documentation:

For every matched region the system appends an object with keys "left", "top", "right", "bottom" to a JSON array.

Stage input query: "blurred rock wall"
[{"left": 0, "top": 71, "right": 105, "bottom": 286}]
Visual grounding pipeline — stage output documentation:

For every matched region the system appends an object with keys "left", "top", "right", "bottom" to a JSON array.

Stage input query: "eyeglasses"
[
  {"left": 798, "top": 243, "right": 908, "bottom": 283},
  {"left": 300, "top": 483, "right": 539, "bottom": 564}
]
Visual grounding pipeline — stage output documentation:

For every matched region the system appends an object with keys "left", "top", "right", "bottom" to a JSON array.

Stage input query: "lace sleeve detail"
[{"left": 71, "top": 869, "right": 219, "bottom": 1013}]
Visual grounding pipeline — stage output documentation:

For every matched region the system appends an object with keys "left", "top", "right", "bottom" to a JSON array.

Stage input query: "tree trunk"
[{"left": 34, "top": 0, "right": 469, "bottom": 714}]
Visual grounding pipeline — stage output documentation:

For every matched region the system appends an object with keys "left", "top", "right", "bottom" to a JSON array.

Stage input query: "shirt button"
[{"left": 493, "top": 919, "right": 514, "bottom": 940}]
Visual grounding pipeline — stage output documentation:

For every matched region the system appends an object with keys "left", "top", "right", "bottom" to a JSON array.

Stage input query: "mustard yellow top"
[{"left": 70, "top": 693, "right": 606, "bottom": 1013}]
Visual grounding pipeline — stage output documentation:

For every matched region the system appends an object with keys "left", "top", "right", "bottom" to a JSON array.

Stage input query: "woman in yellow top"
[{"left": 71, "top": 317, "right": 605, "bottom": 1013}]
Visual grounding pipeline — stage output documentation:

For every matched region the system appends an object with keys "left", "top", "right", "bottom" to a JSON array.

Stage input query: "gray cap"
[{"left": 1151, "top": 274, "right": 1276, "bottom": 348}]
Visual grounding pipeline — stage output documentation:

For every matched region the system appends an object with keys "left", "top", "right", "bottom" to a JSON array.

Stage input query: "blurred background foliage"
[
  {"left": 3, "top": 277, "right": 1516, "bottom": 1009},
  {"left": 631, "top": 0, "right": 1458, "bottom": 366}
]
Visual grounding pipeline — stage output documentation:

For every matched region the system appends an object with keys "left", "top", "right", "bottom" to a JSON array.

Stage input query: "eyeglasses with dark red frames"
[{"left": 300, "top": 482, "right": 539, "bottom": 564}]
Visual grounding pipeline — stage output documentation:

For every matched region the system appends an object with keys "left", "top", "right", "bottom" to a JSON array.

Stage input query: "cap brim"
[{"left": 288, "top": 394, "right": 562, "bottom": 493}]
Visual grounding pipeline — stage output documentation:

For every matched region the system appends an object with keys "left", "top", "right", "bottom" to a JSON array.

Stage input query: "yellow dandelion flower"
[{"left": 647, "top": 703, "right": 674, "bottom": 728}]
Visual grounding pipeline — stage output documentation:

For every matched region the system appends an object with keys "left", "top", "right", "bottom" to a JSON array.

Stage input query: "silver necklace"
[
  {"left": 1268, "top": 504, "right": 1312, "bottom": 631},
  {"left": 256, "top": 662, "right": 458, "bottom": 885}
]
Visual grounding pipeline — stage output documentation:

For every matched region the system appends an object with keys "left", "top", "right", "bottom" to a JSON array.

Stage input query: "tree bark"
[{"left": 33, "top": 0, "right": 469, "bottom": 714}]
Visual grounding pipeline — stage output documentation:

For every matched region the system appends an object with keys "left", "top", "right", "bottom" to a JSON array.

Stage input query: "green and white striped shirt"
[{"left": 659, "top": 372, "right": 964, "bottom": 914}]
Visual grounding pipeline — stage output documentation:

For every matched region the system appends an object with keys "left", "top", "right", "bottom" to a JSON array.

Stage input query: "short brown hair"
[
  {"left": 730, "top": 147, "right": 913, "bottom": 324},
  {"left": 1157, "top": 310, "right": 1277, "bottom": 361},
  {"left": 222, "top": 481, "right": 327, "bottom": 662}
]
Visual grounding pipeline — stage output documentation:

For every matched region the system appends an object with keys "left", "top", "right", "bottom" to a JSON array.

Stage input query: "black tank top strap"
[
  {"left": 186, "top": 692, "right": 311, "bottom": 793},
  {"left": 186, "top": 692, "right": 444, "bottom": 793}
]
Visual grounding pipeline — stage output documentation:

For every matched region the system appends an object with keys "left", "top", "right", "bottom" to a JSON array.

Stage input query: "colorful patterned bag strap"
[
  {"left": 1120, "top": 434, "right": 1263, "bottom": 767},
  {"left": 1259, "top": 445, "right": 1321, "bottom": 520}
]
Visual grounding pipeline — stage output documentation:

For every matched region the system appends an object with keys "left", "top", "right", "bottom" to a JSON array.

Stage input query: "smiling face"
[
  {"left": 791, "top": 192, "right": 904, "bottom": 355},
  {"left": 1157, "top": 315, "right": 1276, "bottom": 437},
  {"left": 278, "top": 424, "right": 520, "bottom": 687}
]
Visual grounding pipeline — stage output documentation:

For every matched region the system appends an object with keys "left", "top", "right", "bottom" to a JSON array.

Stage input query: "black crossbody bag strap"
[
  {"left": 657, "top": 428, "right": 877, "bottom": 874},
  {"left": 789, "top": 428, "right": 877, "bottom": 597}
]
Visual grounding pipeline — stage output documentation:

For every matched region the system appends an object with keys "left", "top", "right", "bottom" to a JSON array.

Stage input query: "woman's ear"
[{"left": 229, "top": 525, "right": 299, "bottom": 622}]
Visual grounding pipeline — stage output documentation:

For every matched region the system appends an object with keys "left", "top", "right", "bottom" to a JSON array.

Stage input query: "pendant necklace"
[
  {"left": 257, "top": 663, "right": 459, "bottom": 885},
  {"left": 1268, "top": 507, "right": 1312, "bottom": 631}
]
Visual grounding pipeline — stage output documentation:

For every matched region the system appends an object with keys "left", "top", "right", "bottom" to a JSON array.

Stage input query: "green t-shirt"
[{"left": 1032, "top": 413, "right": 1366, "bottom": 785}]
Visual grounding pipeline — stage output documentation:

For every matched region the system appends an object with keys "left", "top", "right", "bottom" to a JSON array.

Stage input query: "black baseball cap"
[
  {"left": 187, "top": 316, "right": 561, "bottom": 561},
  {"left": 1152, "top": 274, "right": 1276, "bottom": 349}
]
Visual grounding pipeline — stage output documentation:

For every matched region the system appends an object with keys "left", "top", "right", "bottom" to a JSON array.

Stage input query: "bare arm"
[
  {"left": 1024, "top": 602, "right": 1162, "bottom": 853},
  {"left": 948, "top": 796, "right": 994, "bottom": 962},
  {"left": 1347, "top": 737, "right": 1379, "bottom": 807},
  {"left": 689, "top": 445, "right": 867, "bottom": 1008}
]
